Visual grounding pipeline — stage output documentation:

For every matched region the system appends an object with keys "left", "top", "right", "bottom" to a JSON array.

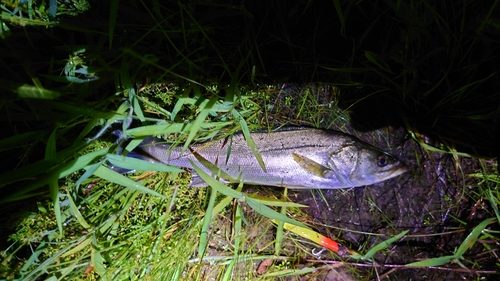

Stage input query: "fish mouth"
[
  {"left": 376, "top": 161, "right": 408, "bottom": 179},
  {"left": 388, "top": 162, "right": 409, "bottom": 177}
]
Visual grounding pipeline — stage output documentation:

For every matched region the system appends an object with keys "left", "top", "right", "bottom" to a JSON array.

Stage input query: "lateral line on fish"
[{"left": 259, "top": 144, "right": 330, "bottom": 154}]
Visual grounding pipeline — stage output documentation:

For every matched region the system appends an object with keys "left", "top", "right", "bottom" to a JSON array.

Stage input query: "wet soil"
[{"left": 256, "top": 83, "right": 498, "bottom": 280}]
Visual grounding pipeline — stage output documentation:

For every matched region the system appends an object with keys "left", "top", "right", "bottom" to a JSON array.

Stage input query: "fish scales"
[{"left": 135, "top": 128, "right": 407, "bottom": 189}]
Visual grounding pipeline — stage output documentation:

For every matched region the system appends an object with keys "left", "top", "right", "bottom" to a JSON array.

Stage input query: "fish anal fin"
[{"left": 292, "top": 153, "right": 331, "bottom": 178}]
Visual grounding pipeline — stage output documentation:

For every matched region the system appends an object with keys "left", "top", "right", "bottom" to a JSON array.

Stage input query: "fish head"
[{"left": 326, "top": 142, "right": 408, "bottom": 187}]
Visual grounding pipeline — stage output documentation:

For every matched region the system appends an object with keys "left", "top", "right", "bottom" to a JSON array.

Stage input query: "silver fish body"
[{"left": 135, "top": 128, "right": 407, "bottom": 189}]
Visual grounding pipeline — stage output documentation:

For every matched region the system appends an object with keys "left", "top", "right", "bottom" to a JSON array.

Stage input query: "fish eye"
[{"left": 376, "top": 155, "right": 389, "bottom": 167}]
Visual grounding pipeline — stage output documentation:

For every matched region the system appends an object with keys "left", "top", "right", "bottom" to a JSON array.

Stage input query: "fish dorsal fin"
[{"left": 292, "top": 153, "right": 331, "bottom": 178}]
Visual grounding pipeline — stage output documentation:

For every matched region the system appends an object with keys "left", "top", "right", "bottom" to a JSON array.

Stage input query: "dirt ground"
[{"left": 256, "top": 84, "right": 497, "bottom": 280}]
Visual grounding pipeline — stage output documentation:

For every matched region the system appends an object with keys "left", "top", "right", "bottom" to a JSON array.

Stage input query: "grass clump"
[
  {"left": 1, "top": 0, "right": 499, "bottom": 280},
  {"left": 2, "top": 169, "right": 208, "bottom": 280}
]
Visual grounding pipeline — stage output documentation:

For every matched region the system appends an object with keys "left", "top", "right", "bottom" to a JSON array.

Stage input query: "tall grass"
[{"left": 0, "top": 0, "right": 499, "bottom": 280}]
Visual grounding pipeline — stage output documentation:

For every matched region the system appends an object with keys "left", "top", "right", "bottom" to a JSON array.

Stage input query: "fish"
[{"left": 126, "top": 128, "right": 407, "bottom": 189}]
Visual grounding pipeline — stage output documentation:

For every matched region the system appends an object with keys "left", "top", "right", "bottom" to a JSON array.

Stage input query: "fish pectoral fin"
[{"left": 292, "top": 153, "right": 331, "bottom": 178}]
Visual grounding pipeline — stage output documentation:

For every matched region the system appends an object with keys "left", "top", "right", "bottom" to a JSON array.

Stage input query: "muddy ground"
[{"left": 243, "top": 84, "right": 498, "bottom": 280}]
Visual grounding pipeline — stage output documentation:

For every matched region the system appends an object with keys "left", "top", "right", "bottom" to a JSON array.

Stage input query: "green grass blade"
[
  {"left": 454, "top": 217, "right": 496, "bottom": 258},
  {"left": 182, "top": 96, "right": 218, "bottom": 153},
  {"left": 123, "top": 137, "right": 144, "bottom": 154},
  {"left": 246, "top": 194, "right": 307, "bottom": 208},
  {"left": 91, "top": 238, "right": 106, "bottom": 276},
  {"left": 66, "top": 191, "right": 91, "bottom": 230},
  {"left": 275, "top": 190, "right": 288, "bottom": 256},
  {"left": 190, "top": 148, "right": 238, "bottom": 183},
  {"left": 106, "top": 153, "right": 184, "bottom": 173},
  {"left": 245, "top": 197, "right": 308, "bottom": 229},
  {"left": 263, "top": 266, "right": 317, "bottom": 277},
  {"left": 74, "top": 160, "right": 105, "bottom": 192},
  {"left": 362, "top": 230, "right": 409, "bottom": 260},
  {"left": 406, "top": 255, "right": 455, "bottom": 267},
  {"left": 45, "top": 128, "right": 57, "bottom": 160},
  {"left": 190, "top": 161, "right": 241, "bottom": 198},
  {"left": 0, "top": 147, "right": 109, "bottom": 203},
  {"left": 211, "top": 196, "right": 234, "bottom": 219},
  {"left": 127, "top": 123, "right": 189, "bottom": 137},
  {"left": 487, "top": 189, "right": 500, "bottom": 224},
  {"left": 233, "top": 203, "right": 243, "bottom": 253},
  {"left": 109, "top": 0, "right": 119, "bottom": 48},
  {"left": 332, "top": 0, "right": 345, "bottom": 36},
  {"left": 126, "top": 121, "right": 232, "bottom": 137},
  {"left": 0, "top": 130, "right": 47, "bottom": 149},
  {"left": 75, "top": 119, "right": 100, "bottom": 144},
  {"left": 60, "top": 236, "right": 92, "bottom": 258},
  {"left": 120, "top": 61, "right": 145, "bottom": 122},
  {"left": 231, "top": 109, "right": 266, "bottom": 172},
  {"left": 171, "top": 86, "right": 191, "bottom": 121},
  {"left": 92, "top": 166, "right": 166, "bottom": 199},
  {"left": 198, "top": 187, "right": 217, "bottom": 260},
  {"left": 14, "top": 83, "right": 61, "bottom": 99},
  {"left": 190, "top": 160, "right": 307, "bottom": 228},
  {"left": 49, "top": 177, "right": 63, "bottom": 236},
  {"left": 20, "top": 241, "right": 47, "bottom": 274},
  {"left": 48, "top": 101, "right": 123, "bottom": 119}
]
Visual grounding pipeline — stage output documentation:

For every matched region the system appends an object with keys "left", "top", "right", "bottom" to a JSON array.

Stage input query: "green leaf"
[
  {"left": 190, "top": 160, "right": 241, "bottom": 198},
  {"left": 182, "top": 96, "right": 218, "bottom": 153},
  {"left": 190, "top": 160, "right": 308, "bottom": 229},
  {"left": 198, "top": 187, "right": 217, "bottom": 260},
  {"left": 74, "top": 160, "right": 105, "bottom": 192},
  {"left": 109, "top": 0, "right": 119, "bottom": 48},
  {"left": 126, "top": 122, "right": 232, "bottom": 137},
  {"left": 362, "top": 230, "right": 409, "bottom": 260},
  {"left": 171, "top": 86, "right": 191, "bottom": 121},
  {"left": 14, "top": 84, "right": 61, "bottom": 99},
  {"left": 60, "top": 237, "right": 92, "bottom": 258},
  {"left": 20, "top": 242, "right": 47, "bottom": 273},
  {"left": 247, "top": 194, "right": 307, "bottom": 208},
  {"left": 0, "top": 130, "right": 46, "bottom": 149},
  {"left": 487, "top": 190, "right": 500, "bottom": 226},
  {"left": 123, "top": 137, "right": 144, "bottom": 154},
  {"left": 231, "top": 109, "right": 266, "bottom": 172},
  {"left": 332, "top": 0, "right": 345, "bottom": 36},
  {"left": 406, "top": 255, "right": 454, "bottom": 267},
  {"left": 455, "top": 217, "right": 496, "bottom": 258},
  {"left": 92, "top": 244, "right": 106, "bottom": 276},
  {"left": 45, "top": 128, "right": 57, "bottom": 160},
  {"left": 49, "top": 178, "right": 63, "bottom": 236},
  {"left": 92, "top": 166, "right": 166, "bottom": 198},
  {"left": 106, "top": 153, "right": 184, "bottom": 173},
  {"left": 246, "top": 197, "right": 308, "bottom": 229},
  {"left": 66, "top": 191, "right": 91, "bottom": 230},
  {"left": 211, "top": 196, "right": 234, "bottom": 218},
  {"left": 263, "top": 266, "right": 317, "bottom": 277}
]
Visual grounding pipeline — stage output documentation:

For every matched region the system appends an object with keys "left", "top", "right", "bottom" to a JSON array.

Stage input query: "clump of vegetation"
[{"left": 0, "top": 1, "right": 499, "bottom": 280}]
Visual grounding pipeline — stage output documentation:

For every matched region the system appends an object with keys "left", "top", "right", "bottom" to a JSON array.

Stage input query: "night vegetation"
[{"left": 0, "top": 0, "right": 499, "bottom": 280}]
